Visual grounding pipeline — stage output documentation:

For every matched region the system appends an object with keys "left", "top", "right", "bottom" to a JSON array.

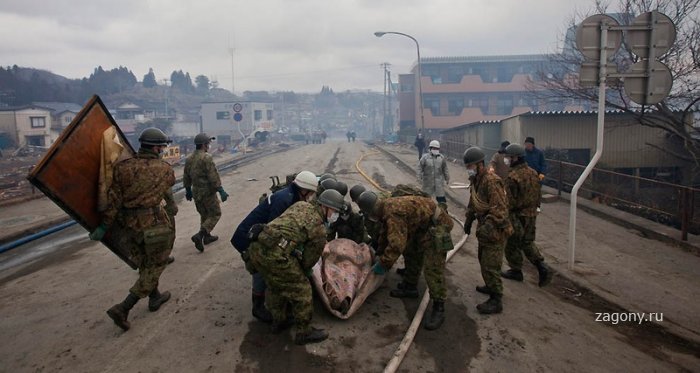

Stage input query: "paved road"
[{"left": 0, "top": 140, "right": 698, "bottom": 372}]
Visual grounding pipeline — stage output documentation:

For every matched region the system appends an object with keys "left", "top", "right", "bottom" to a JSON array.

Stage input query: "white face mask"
[
  {"left": 466, "top": 168, "right": 477, "bottom": 178},
  {"left": 328, "top": 211, "right": 340, "bottom": 224},
  {"left": 503, "top": 158, "right": 511, "bottom": 167},
  {"left": 430, "top": 149, "right": 439, "bottom": 155}
]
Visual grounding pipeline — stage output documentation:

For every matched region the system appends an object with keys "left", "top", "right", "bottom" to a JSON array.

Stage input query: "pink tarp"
[{"left": 311, "top": 238, "right": 384, "bottom": 319}]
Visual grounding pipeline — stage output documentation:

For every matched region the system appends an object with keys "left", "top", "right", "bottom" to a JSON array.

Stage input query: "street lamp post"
[{"left": 374, "top": 31, "right": 425, "bottom": 133}]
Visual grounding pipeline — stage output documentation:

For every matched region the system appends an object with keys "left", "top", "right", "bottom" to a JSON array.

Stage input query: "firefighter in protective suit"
[
  {"left": 184, "top": 133, "right": 229, "bottom": 252},
  {"left": 90, "top": 127, "right": 176, "bottom": 331}
]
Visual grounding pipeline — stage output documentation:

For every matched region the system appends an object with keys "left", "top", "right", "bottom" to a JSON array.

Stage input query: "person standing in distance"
[
  {"left": 184, "top": 133, "right": 229, "bottom": 252},
  {"left": 419, "top": 140, "right": 450, "bottom": 209}
]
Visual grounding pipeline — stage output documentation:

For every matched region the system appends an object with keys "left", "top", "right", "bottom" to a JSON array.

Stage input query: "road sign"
[
  {"left": 233, "top": 103, "right": 243, "bottom": 112},
  {"left": 233, "top": 112, "right": 243, "bottom": 122},
  {"left": 624, "top": 60, "right": 673, "bottom": 105},
  {"left": 627, "top": 11, "right": 676, "bottom": 59},
  {"left": 578, "top": 62, "right": 619, "bottom": 87},
  {"left": 575, "top": 14, "right": 622, "bottom": 61}
]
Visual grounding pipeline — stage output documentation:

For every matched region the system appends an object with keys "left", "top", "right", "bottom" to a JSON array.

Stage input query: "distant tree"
[
  {"left": 143, "top": 68, "right": 157, "bottom": 88},
  {"left": 530, "top": 0, "right": 700, "bottom": 184},
  {"left": 170, "top": 70, "right": 194, "bottom": 93},
  {"left": 195, "top": 75, "right": 210, "bottom": 95}
]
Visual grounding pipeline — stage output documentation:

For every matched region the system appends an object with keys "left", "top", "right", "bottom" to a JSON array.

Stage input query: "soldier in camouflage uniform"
[
  {"left": 463, "top": 146, "right": 513, "bottom": 315},
  {"left": 184, "top": 133, "right": 229, "bottom": 252},
  {"left": 327, "top": 201, "right": 369, "bottom": 244},
  {"left": 90, "top": 127, "right": 176, "bottom": 331},
  {"left": 248, "top": 190, "right": 345, "bottom": 345},
  {"left": 357, "top": 191, "right": 454, "bottom": 330},
  {"left": 501, "top": 144, "right": 552, "bottom": 286}
]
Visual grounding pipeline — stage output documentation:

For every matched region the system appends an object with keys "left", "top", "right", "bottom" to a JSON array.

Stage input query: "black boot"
[
  {"left": 423, "top": 300, "right": 445, "bottom": 330},
  {"left": 390, "top": 282, "right": 419, "bottom": 298},
  {"left": 536, "top": 261, "right": 553, "bottom": 287},
  {"left": 191, "top": 229, "right": 205, "bottom": 252},
  {"left": 477, "top": 294, "right": 503, "bottom": 315},
  {"left": 475, "top": 285, "right": 494, "bottom": 295},
  {"left": 203, "top": 232, "right": 219, "bottom": 245},
  {"left": 501, "top": 269, "right": 524, "bottom": 282},
  {"left": 252, "top": 294, "right": 273, "bottom": 323},
  {"left": 106, "top": 293, "right": 140, "bottom": 331},
  {"left": 148, "top": 288, "right": 171, "bottom": 312},
  {"left": 294, "top": 327, "right": 328, "bottom": 345}
]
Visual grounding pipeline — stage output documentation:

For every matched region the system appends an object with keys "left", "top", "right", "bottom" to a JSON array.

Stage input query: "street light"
[{"left": 374, "top": 31, "right": 425, "bottom": 132}]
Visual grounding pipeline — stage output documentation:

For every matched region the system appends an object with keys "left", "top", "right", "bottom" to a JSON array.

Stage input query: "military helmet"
[
  {"left": 194, "top": 132, "right": 215, "bottom": 145},
  {"left": 357, "top": 190, "right": 378, "bottom": 215},
  {"left": 319, "top": 173, "right": 336, "bottom": 183},
  {"left": 335, "top": 181, "right": 348, "bottom": 197},
  {"left": 349, "top": 184, "right": 366, "bottom": 202},
  {"left": 138, "top": 127, "right": 171, "bottom": 146},
  {"left": 505, "top": 143, "right": 525, "bottom": 157},
  {"left": 463, "top": 146, "right": 485, "bottom": 165},
  {"left": 319, "top": 178, "right": 338, "bottom": 194},
  {"left": 318, "top": 189, "right": 346, "bottom": 211},
  {"left": 293, "top": 170, "right": 318, "bottom": 191}
]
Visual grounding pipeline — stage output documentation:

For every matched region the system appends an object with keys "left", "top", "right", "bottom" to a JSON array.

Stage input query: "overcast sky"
[{"left": 1, "top": 0, "right": 589, "bottom": 93}]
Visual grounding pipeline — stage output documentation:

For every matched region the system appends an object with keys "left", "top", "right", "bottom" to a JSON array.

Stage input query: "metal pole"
[{"left": 568, "top": 22, "right": 608, "bottom": 270}]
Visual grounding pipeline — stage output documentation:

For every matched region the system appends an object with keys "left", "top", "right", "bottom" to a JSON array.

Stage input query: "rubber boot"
[
  {"left": 423, "top": 300, "right": 445, "bottom": 330},
  {"left": 191, "top": 229, "right": 205, "bottom": 252},
  {"left": 148, "top": 288, "right": 171, "bottom": 312},
  {"left": 477, "top": 294, "right": 503, "bottom": 315},
  {"left": 536, "top": 261, "right": 553, "bottom": 287},
  {"left": 252, "top": 294, "right": 273, "bottom": 323},
  {"left": 390, "top": 282, "right": 419, "bottom": 298},
  {"left": 294, "top": 327, "right": 328, "bottom": 345},
  {"left": 501, "top": 269, "right": 524, "bottom": 282},
  {"left": 106, "top": 293, "right": 140, "bottom": 331},
  {"left": 203, "top": 232, "right": 219, "bottom": 245},
  {"left": 475, "top": 285, "right": 494, "bottom": 295}
]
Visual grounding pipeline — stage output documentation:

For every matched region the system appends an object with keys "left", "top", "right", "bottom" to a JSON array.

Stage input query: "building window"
[
  {"left": 216, "top": 111, "right": 230, "bottom": 120},
  {"left": 254, "top": 110, "right": 262, "bottom": 121},
  {"left": 424, "top": 97, "right": 440, "bottom": 116},
  {"left": 266, "top": 110, "right": 273, "bottom": 120},
  {"left": 497, "top": 97, "right": 514, "bottom": 115},
  {"left": 448, "top": 98, "right": 464, "bottom": 115},
  {"left": 25, "top": 135, "right": 45, "bottom": 146},
  {"left": 30, "top": 117, "right": 46, "bottom": 128},
  {"left": 64, "top": 116, "right": 73, "bottom": 123}
]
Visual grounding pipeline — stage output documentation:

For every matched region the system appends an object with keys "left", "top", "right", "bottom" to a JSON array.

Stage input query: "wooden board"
[{"left": 27, "top": 95, "right": 138, "bottom": 268}]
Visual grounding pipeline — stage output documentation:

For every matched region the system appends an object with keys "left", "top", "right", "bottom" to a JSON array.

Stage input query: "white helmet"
[
  {"left": 429, "top": 140, "right": 440, "bottom": 149},
  {"left": 293, "top": 170, "right": 318, "bottom": 191}
]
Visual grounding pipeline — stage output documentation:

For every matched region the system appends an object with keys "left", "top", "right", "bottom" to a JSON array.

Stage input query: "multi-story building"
[
  {"left": 33, "top": 102, "right": 83, "bottom": 143},
  {"left": 200, "top": 101, "right": 275, "bottom": 148},
  {"left": 398, "top": 54, "right": 567, "bottom": 137},
  {"left": 0, "top": 105, "right": 53, "bottom": 148}
]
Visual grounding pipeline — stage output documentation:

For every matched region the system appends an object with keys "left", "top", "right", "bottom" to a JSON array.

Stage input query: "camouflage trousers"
[
  {"left": 478, "top": 240, "right": 505, "bottom": 296},
  {"left": 505, "top": 215, "right": 544, "bottom": 270},
  {"left": 249, "top": 241, "right": 313, "bottom": 333},
  {"left": 113, "top": 224, "right": 174, "bottom": 298},
  {"left": 194, "top": 194, "right": 221, "bottom": 233},
  {"left": 401, "top": 231, "right": 448, "bottom": 301}
]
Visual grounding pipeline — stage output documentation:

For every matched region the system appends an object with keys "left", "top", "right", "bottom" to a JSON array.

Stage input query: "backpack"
[
  {"left": 391, "top": 184, "right": 430, "bottom": 198},
  {"left": 259, "top": 173, "right": 298, "bottom": 204}
]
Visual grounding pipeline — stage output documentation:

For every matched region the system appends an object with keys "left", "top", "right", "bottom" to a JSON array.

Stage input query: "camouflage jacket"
[
  {"left": 506, "top": 162, "right": 541, "bottom": 217},
  {"left": 104, "top": 148, "right": 175, "bottom": 230},
  {"left": 376, "top": 196, "right": 450, "bottom": 269},
  {"left": 466, "top": 170, "right": 511, "bottom": 242},
  {"left": 183, "top": 149, "right": 221, "bottom": 198},
  {"left": 262, "top": 201, "right": 327, "bottom": 271}
]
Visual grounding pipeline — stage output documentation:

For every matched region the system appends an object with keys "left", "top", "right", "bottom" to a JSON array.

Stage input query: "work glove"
[
  {"left": 217, "top": 187, "right": 229, "bottom": 202},
  {"left": 371, "top": 261, "right": 386, "bottom": 275},
  {"left": 89, "top": 223, "right": 108, "bottom": 241},
  {"left": 240, "top": 251, "right": 257, "bottom": 275},
  {"left": 538, "top": 173, "right": 545, "bottom": 181},
  {"left": 185, "top": 187, "right": 193, "bottom": 201},
  {"left": 464, "top": 218, "right": 474, "bottom": 235}
]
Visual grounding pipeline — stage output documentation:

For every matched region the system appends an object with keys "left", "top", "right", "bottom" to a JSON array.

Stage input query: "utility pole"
[
  {"left": 380, "top": 62, "right": 391, "bottom": 137},
  {"left": 228, "top": 47, "right": 235, "bottom": 96},
  {"left": 387, "top": 69, "right": 393, "bottom": 135}
]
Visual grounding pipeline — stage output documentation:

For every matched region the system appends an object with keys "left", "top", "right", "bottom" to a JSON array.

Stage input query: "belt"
[{"left": 121, "top": 206, "right": 163, "bottom": 216}]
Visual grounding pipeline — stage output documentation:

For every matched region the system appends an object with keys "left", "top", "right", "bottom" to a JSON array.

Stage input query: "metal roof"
[{"left": 422, "top": 54, "right": 553, "bottom": 64}]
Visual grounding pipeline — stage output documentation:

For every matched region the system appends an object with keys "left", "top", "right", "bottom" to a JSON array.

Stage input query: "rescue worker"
[
  {"left": 419, "top": 140, "right": 450, "bottom": 209},
  {"left": 524, "top": 136, "right": 546, "bottom": 212},
  {"left": 357, "top": 190, "right": 454, "bottom": 330},
  {"left": 184, "top": 133, "right": 229, "bottom": 252},
  {"left": 414, "top": 131, "right": 426, "bottom": 161},
  {"left": 463, "top": 146, "right": 513, "bottom": 314},
  {"left": 489, "top": 141, "right": 511, "bottom": 180},
  {"left": 502, "top": 143, "right": 552, "bottom": 286},
  {"left": 230, "top": 170, "right": 319, "bottom": 323},
  {"left": 349, "top": 184, "right": 366, "bottom": 204},
  {"left": 90, "top": 127, "right": 175, "bottom": 331},
  {"left": 248, "top": 189, "right": 346, "bottom": 345}
]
